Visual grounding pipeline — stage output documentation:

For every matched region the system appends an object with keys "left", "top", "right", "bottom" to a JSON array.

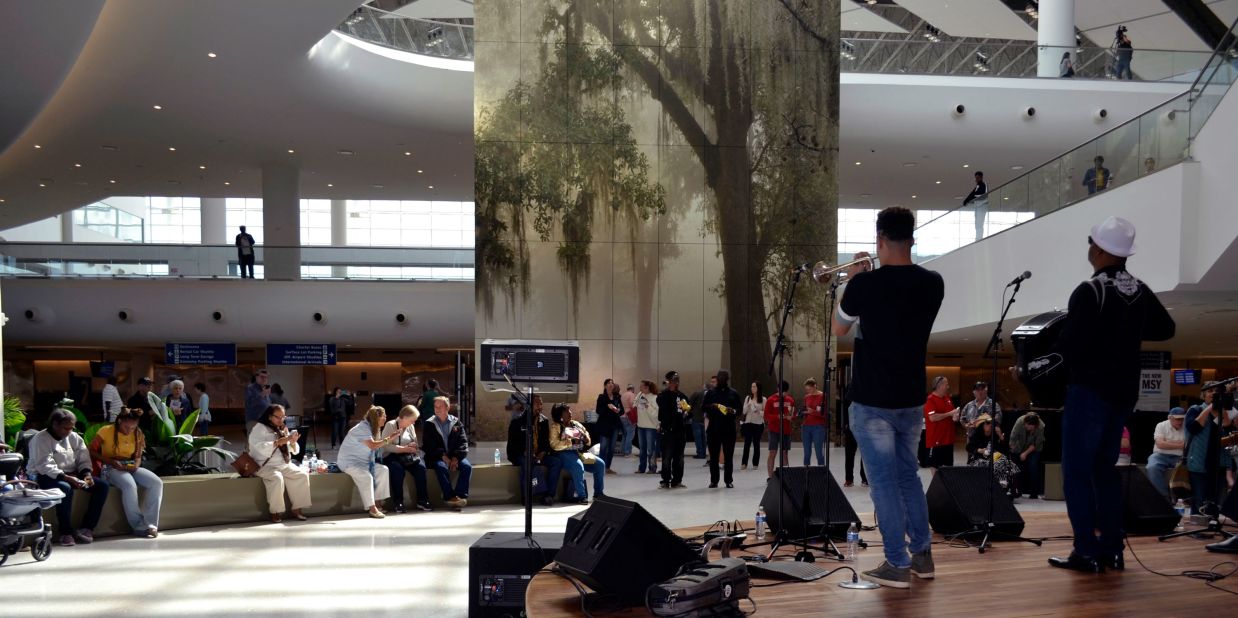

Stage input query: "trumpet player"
[
  {"left": 703, "top": 369, "right": 742, "bottom": 488},
  {"left": 832, "top": 207, "right": 944, "bottom": 589}
]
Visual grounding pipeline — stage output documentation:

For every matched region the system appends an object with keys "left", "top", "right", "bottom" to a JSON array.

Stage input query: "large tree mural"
[{"left": 476, "top": 0, "right": 839, "bottom": 394}]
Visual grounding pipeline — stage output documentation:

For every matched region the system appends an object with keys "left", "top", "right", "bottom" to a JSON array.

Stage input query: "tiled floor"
[{"left": 1, "top": 440, "right": 1066, "bottom": 617}]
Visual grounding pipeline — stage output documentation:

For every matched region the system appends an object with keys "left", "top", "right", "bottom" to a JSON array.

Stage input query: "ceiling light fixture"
[
  {"left": 287, "top": 149, "right": 295, "bottom": 154},
  {"left": 109, "top": 179, "right": 116, "bottom": 184},
  {"left": 911, "top": 195, "right": 917, "bottom": 198},
  {"left": 428, "top": 185, "right": 434, "bottom": 189},
  {"left": 372, "top": 184, "right": 384, "bottom": 189},
  {"left": 207, "top": 52, "right": 217, "bottom": 58},
  {"left": 199, "top": 165, "right": 207, "bottom": 170},
  {"left": 168, "top": 147, "right": 177, "bottom": 151},
  {"left": 404, "top": 151, "right": 412, "bottom": 156},
  {"left": 902, "top": 162, "right": 917, "bottom": 168},
  {"left": 224, "top": 181, "right": 231, "bottom": 185},
  {"left": 935, "top": 180, "right": 941, "bottom": 184},
  {"left": 962, "top": 163, "right": 970, "bottom": 168},
  {"left": 327, "top": 183, "right": 334, "bottom": 187},
  {"left": 417, "top": 169, "right": 423, "bottom": 174},
  {"left": 337, "top": 149, "right": 355, "bottom": 156},
  {"left": 153, "top": 105, "right": 163, "bottom": 110},
  {"left": 33, "top": 144, "right": 42, "bottom": 149},
  {"left": 74, "top": 163, "right": 82, "bottom": 168},
  {"left": 101, "top": 144, "right": 118, "bottom": 151},
  {"left": 38, "top": 183, "right": 46, "bottom": 188},
  {"left": 1010, "top": 165, "right": 1024, "bottom": 171}
]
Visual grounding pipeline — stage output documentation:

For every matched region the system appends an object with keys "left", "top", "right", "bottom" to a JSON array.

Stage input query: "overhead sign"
[
  {"left": 267, "top": 343, "right": 337, "bottom": 366},
  {"left": 1140, "top": 351, "right": 1171, "bottom": 370},
  {"left": 165, "top": 343, "right": 237, "bottom": 366}
]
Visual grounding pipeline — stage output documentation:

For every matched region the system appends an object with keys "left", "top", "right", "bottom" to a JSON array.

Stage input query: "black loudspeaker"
[
  {"left": 554, "top": 496, "right": 697, "bottom": 605},
  {"left": 468, "top": 531, "right": 563, "bottom": 618},
  {"left": 1117, "top": 466, "right": 1179, "bottom": 535},
  {"left": 926, "top": 466, "right": 1025, "bottom": 537},
  {"left": 760, "top": 466, "right": 861, "bottom": 538}
]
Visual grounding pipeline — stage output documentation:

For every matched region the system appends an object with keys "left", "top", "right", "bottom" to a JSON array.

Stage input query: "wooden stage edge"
[{"left": 526, "top": 511, "right": 1237, "bottom": 617}]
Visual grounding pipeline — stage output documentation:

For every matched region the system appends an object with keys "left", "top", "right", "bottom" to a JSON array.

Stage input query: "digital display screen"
[{"left": 1173, "top": 369, "right": 1200, "bottom": 385}]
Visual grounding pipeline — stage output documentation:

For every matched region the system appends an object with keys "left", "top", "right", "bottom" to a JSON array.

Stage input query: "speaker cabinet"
[
  {"left": 760, "top": 466, "right": 861, "bottom": 538},
  {"left": 554, "top": 496, "right": 696, "bottom": 605},
  {"left": 926, "top": 466, "right": 1025, "bottom": 537},
  {"left": 1117, "top": 466, "right": 1179, "bottom": 535},
  {"left": 468, "top": 531, "right": 563, "bottom": 617}
]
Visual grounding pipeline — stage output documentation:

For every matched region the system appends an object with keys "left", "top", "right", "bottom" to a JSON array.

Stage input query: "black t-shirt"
[
  {"left": 839, "top": 264, "right": 944, "bottom": 409},
  {"left": 702, "top": 386, "right": 742, "bottom": 435}
]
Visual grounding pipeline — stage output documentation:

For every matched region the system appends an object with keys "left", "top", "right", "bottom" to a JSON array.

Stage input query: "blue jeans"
[
  {"left": 691, "top": 420, "right": 706, "bottom": 457},
  {"left": 850, "top": 402, "right": 931, "bottom": 569},
  {"left": 1061, "top": 385, "right": 1128, "bottom": 558},
  {"left": 512, "top": 454, "right": 563, "bottom": 501},
  {"left": 1144, "top": 452, "right": 1180, "bottom": 499},
  {"left": 196, "top": 420, "right": 210, "bottom": 436},
  {"left": 102, "top": 466, "right": 163, "bottom": 532},
  {"left": 1019, "top": 451, "right": 1041, "bottom": 497},
  {"left": 384, "top": 456, "right": 430, "bottom": 506},
  {"left": 37, "top": 474, "right": 110, "bottom": 533},
  {"left": 620, "top": 417, "right": 635, "bottom": 456},
  {"left": 802, "top": 424, "right": 826, "bottom": 466},
  {"left": 557, "top": 451, "right": 604, "bottom": 499},
  {"left": 1115, "top": 57, "right": 1132, "bottom": 80},
  {"left": 431, "top": 458, "right": 472, "bottom": 500},
  {"left": 638, "top": 427, "right": 660, "bottom": 472},
  {"left": 598, "top": 429, "right": 617, "bottom": 470}
]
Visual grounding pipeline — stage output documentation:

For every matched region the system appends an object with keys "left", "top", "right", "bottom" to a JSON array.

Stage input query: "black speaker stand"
[
  {"left": 956, "top": 276, "right": 1042, "bottom": 554},
  {"left": 1158, "top": 510, "right": 1237, "bottom": 542}
]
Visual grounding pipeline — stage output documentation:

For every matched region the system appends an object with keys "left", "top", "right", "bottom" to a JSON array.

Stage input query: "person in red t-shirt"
[
  {"left": 923, "top": 376, "right": 959, "bottom": 473},
  {"left": 801, "top": 378, "right": 828, "bottom": 466},
  {"left": 763, "top": 380, "right": 795, "bottom": 478}
]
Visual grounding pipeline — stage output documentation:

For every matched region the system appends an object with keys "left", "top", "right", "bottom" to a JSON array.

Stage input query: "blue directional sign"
[
  {"left": 165, "top": 343, "right": 237, "bottom": 366},
  {"left": 267, "top": 343, "right": 337, "bottom": 366}
]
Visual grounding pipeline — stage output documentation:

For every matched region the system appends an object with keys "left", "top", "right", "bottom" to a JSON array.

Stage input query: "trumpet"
[{"left": 811, "top": 255, "right": 876, "bottom": 283}]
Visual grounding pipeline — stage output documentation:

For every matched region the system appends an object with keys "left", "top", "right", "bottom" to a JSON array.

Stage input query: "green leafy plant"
[
  {"left": 142, "top": 393, "right": 232, "bottom": 475},
  {"left": 3, "top": 395, "right": 25, "bottom": 449}
]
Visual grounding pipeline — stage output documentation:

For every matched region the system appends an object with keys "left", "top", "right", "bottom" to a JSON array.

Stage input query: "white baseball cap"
[{"left": 1089, "top": 216, "right": 1137, "bottom": 257}]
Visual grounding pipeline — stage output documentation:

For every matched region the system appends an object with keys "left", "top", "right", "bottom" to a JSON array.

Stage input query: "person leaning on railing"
[{"left": 89, "top": 407, "right": 163, "bottom": 538}]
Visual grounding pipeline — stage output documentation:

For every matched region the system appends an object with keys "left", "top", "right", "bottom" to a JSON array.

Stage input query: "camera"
[{"left": 1115, "top": 25, "right": 1127, "bottom": 41}]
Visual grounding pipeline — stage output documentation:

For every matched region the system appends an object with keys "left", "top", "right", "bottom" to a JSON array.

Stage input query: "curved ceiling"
[{"left": 0, "top": 0, "right": 474, "bottom": 230}]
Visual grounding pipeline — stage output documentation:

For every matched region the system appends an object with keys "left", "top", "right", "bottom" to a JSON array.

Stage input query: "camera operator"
[
  {"left": 1184, "top": 380, "right": 1235, "bottom": 515},
  {"left": 1114, "top": 27, "right": 1133, "bottom": 80}
]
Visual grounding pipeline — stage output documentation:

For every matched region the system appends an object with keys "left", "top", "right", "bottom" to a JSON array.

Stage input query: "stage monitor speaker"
[
  {"left": 469, "top": 531, "right": 563, "bottom": 618},
  {"left": 554, "top": 496, "right": 697, "bottom": 605},
  {"left": 1117, "top": 466, "right": 1179, "bottom": 535},
  {"left": 926, "top": 466, "right": 1025, "bottom": 537},
  {"left": 760, "top": 466, "right": 861, "bottom": 538}
]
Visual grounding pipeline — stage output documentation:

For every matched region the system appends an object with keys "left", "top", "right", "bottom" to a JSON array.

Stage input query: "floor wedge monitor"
[{"left": 926, "top": 466, "right": 1025, "bottom": 537}]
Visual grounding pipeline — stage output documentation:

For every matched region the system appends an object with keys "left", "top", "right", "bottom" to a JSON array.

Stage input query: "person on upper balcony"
[
  {"left": 962, "top": 171, "right": 987, "bottom": 206},
  {"left": 1083, "top": 156, "right": 1113, "bottom": 194},
  {"left": 236, "top": 225, "right": 256, "bottom": 278},
  {"left": 1060, "top": 52, "right": 1075, "bottom": 78},
  {"left": 1115, "top": 32, "right": 1134, "bottom": 80}
]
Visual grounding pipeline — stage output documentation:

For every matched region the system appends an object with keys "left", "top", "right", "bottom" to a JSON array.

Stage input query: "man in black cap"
[
  {"left": 702, "top": 370, "right": 741, "bottom": 488},
  {"left": 127, "top": 377, "right": 155, "bottom": 434},
  {"left": 656, "top": 371, "right": 690, "bottom": 488}
]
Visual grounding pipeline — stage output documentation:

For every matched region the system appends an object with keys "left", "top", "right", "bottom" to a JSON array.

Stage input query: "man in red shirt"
[
  {"left": 923, "top": 376, "right": 959, "bottom": 474},
  {"left": 763, "top": 380, "right": 795, "bottom": 478},
  {"left": 801, "top": 378, "right": 827, "bottom": 466}
]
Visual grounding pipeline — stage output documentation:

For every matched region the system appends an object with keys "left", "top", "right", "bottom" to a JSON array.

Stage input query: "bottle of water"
[
  {"left": 1174, "top": 499, "right": 1188, "bottom": 531},
  {"left": 308, "top": 453, "right": 318, "bottom": 474},
  {"left": 846, "top": 522, "right": 860, "bottom": 562},
  {"left": 494, "top": 448, "right": 502, "bottom": 466},
  {"left": 755, "top": 506, "right": 767, "bottom": 541}
]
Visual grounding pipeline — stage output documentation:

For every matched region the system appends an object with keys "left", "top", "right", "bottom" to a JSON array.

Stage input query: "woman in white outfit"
[
  {"left": 337, "top": 405, "right": 393, "bottom": 518},
  {"left": 247, "top": 404, "right": 311, "bottom": 523}
]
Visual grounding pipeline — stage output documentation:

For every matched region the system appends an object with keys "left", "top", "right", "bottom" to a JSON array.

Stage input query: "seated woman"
[
  {"left": 548, "top": 404, "right": 605, "bottom": 504},
  {"left": 338, "top": 405, "right": 393, "bottom": 519},
  {"left": 966, "top": 414, "right": 1019, "bottom": 496},
  {"left": 382, "top": 405, "right": 431, "bottom": 513},
  {"left": 248, "top": 404, "right": 311, "bottom": 523},
  {"left": 88, "top": 407, "right": 163, "bottom": 538}
]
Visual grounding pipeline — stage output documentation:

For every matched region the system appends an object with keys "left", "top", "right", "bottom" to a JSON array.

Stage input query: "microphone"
[
  {"left": 790, "top": 262, "right": 812, "bottom": 274},
  {"left": 1006, "top": 271, "right": 1032, "bottom": 287}
]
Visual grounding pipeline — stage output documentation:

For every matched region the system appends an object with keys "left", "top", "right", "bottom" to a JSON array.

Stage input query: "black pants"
[
  {"left": 661, "top": 431, "right": 686, "bottom": 485},
  {"left": 844, "top": 427, "right": 868, "bottom": 484},
  {"left": 239, "top": 254, "right": 255, "bottom": 278},
  {"left": 383, "top": 455, "right": 430, "bottom": 506},
  {"left": 707, "top": 430, "right": 736, "bottom": 485},
  {"left": 740, "top": 423, "right": 763, "bottom": 466},
  {"left": 918, "top": 429, "right": 931, "bottom": 467}
]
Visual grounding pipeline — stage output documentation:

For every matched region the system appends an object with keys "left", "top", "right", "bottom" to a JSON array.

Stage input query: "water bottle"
[
  {"left": 755, "top": 506, "right": 767, "bottom": 541},
  {"left": 1174, "top": 499, "right": 1188, "bottom": 531},
  {"left": 494, "top": 448, "right": 502, "bottom": 466},
  {"left": 846, "top": 522, "right": 860, "bottom": 562},
  {"left": 308, "top": 453, "right": 319, "bottom": 474}
]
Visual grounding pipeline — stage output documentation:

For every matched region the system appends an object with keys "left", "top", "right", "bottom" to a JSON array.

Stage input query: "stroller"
[{"left": 0, "top": 452, "right": 64, "bottom": 566}]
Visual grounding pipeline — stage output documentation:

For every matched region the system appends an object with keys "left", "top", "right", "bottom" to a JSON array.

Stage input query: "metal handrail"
[{"left": 336, "top": 4, "right": 474, "bottom": 60}]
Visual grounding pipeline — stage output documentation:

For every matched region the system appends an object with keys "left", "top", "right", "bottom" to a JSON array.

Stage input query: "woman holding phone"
[
  {"left": 248, "top": 404, "right": 311, "bottom": 523},
  {"left": 89, "top": 407, "right": 163, "bottom": 537}
]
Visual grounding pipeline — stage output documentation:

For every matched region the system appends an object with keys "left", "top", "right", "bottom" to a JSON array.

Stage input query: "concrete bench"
[{"left": 52, "top": 462, "right": 558, "bottom": 537}]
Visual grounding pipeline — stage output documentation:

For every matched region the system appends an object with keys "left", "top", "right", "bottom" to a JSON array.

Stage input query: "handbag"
[{"left": 232, "top": 450, "right": 275, "bottom": 478}]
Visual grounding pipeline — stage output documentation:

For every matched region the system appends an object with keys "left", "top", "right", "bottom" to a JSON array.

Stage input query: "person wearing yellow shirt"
[{"left": 88, "top": 408, "right": 163, "bottom": 538}]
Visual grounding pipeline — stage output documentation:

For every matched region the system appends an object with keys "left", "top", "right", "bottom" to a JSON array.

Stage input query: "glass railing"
[
  {"left": 0, "top": 243, "right": 475, "bottom": 281},
  {"left": 336, "top": 4, "right": 474, "bottom": 60},
  {"left": 911, "top": 18, "right": 1238, "bottom": 262},
  {"left": 841, "top": 39, "right": 1223, "bottom": 82}
]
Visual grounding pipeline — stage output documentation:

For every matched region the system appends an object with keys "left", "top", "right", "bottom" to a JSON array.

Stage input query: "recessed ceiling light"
[
  {"left": 902, "top": 162, "right": 917, "bottom": 168},
  {"left": 207, "top": 52, "right": 217, "bottom": 58},
  {"left": 911, "top": 195, "right": 918, "bottom": 198},
  {"left": 337, "top": 149, "right": 355, "bottom": 156},
  {"left": 287, "top": 149, "right": 295, "bottom": 154},
  {"left": 859, "top": 193, "right": 872, "bottom": 198},
  {"left": 153, "top": 105, "right": 163, "bottom": 110},
  {"left": 404, "top": 151, "right": 412, "bottom": 156},
  {"left": 109, "top": 179, "right": 116, "bottom": 184},
  {"left": 100, "top": 144, "right": 118, "bottom": 151},
  {"left": 854, "top": 161, "right": 861, "bottom": 166},
  {"left": 168, "top": 147, "right": 176, "bottom": 151},
  {"left": 38, "top": 183, "right": 46, "bottom": 188},
  {"left": 1010, "top": 165, "right": 1024, "bottom": 171},
  {"left": 33, "top": 144, "right": 42, "bottom": 149},
  {"left": 0, "top": 198, "right": 5, "bottom": 203},
  {"left": 962, "top": 163, "right": 970, "bottom": 168},
  {"left": 327, "top": 183, "right": 334, "bottom": 187},
  {"left": 417, "top": 169, "right": 423, "bottom": 174},
  {"left": 372, "top": 184, "right": 384, "bottom": 189},
  {"left": 74, "top": 163, "right": 82, "bottom": 168},
  {"left": 428, "top": 185, "right": 434, "bottom": 189},
  {"left": 935, "top": 180, "right": 941, "bottom": 184},
  {"left": 1003, "top": 196, "right": 1009, "bottom": 200},
  {"left": 224, "top": 181, "right": 231, "bottom": 185},
  {"left": 199, "top": 165, "right": 207, "bottom": 170}
]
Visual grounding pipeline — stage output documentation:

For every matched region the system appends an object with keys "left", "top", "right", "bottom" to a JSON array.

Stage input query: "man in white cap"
[{"left": 1043, "top": 216, "right": 1175, "bottom": 574}]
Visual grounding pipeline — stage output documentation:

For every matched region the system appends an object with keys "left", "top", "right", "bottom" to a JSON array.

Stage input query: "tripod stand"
[{"left": 947, "top": 278, "right": 1042, "bottom": 553}]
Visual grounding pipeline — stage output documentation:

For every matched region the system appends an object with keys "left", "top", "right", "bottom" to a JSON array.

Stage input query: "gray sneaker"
[
  {"left": 910, "top": 550, "right": 935, "bottom": 579},
  {"left": 861, "top": 561, "right": 911, "bottom": 589}
]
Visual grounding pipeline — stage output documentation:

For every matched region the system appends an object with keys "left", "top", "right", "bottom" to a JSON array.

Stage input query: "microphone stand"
[
  {"left": 502, "top": 373, "right": 536, "bottom": 538},
  {"left": 946, "top": 279, "right": 1042, "bottom": 552}
]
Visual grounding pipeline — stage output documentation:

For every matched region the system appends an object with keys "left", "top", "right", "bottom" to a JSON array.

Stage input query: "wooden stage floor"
[{"left": 526, "top": 512, "right": 1237, "bottom": 616}]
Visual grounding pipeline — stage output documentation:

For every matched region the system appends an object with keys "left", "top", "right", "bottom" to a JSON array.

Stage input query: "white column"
[
  {"left": 261, "top": 163, "right": 301, "bottom": 280},
  {"left": 201, "top": 197, "right": 226, "bottom": 244},
  {"left": 60, "top": 214, "right": 74, "bottom": 242},
  {"left": 331, "top": 199, "right": 347, "bottom": 278},
  {"left": 1037, "top": 0, "right": 1075, "bottom": 78}
]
